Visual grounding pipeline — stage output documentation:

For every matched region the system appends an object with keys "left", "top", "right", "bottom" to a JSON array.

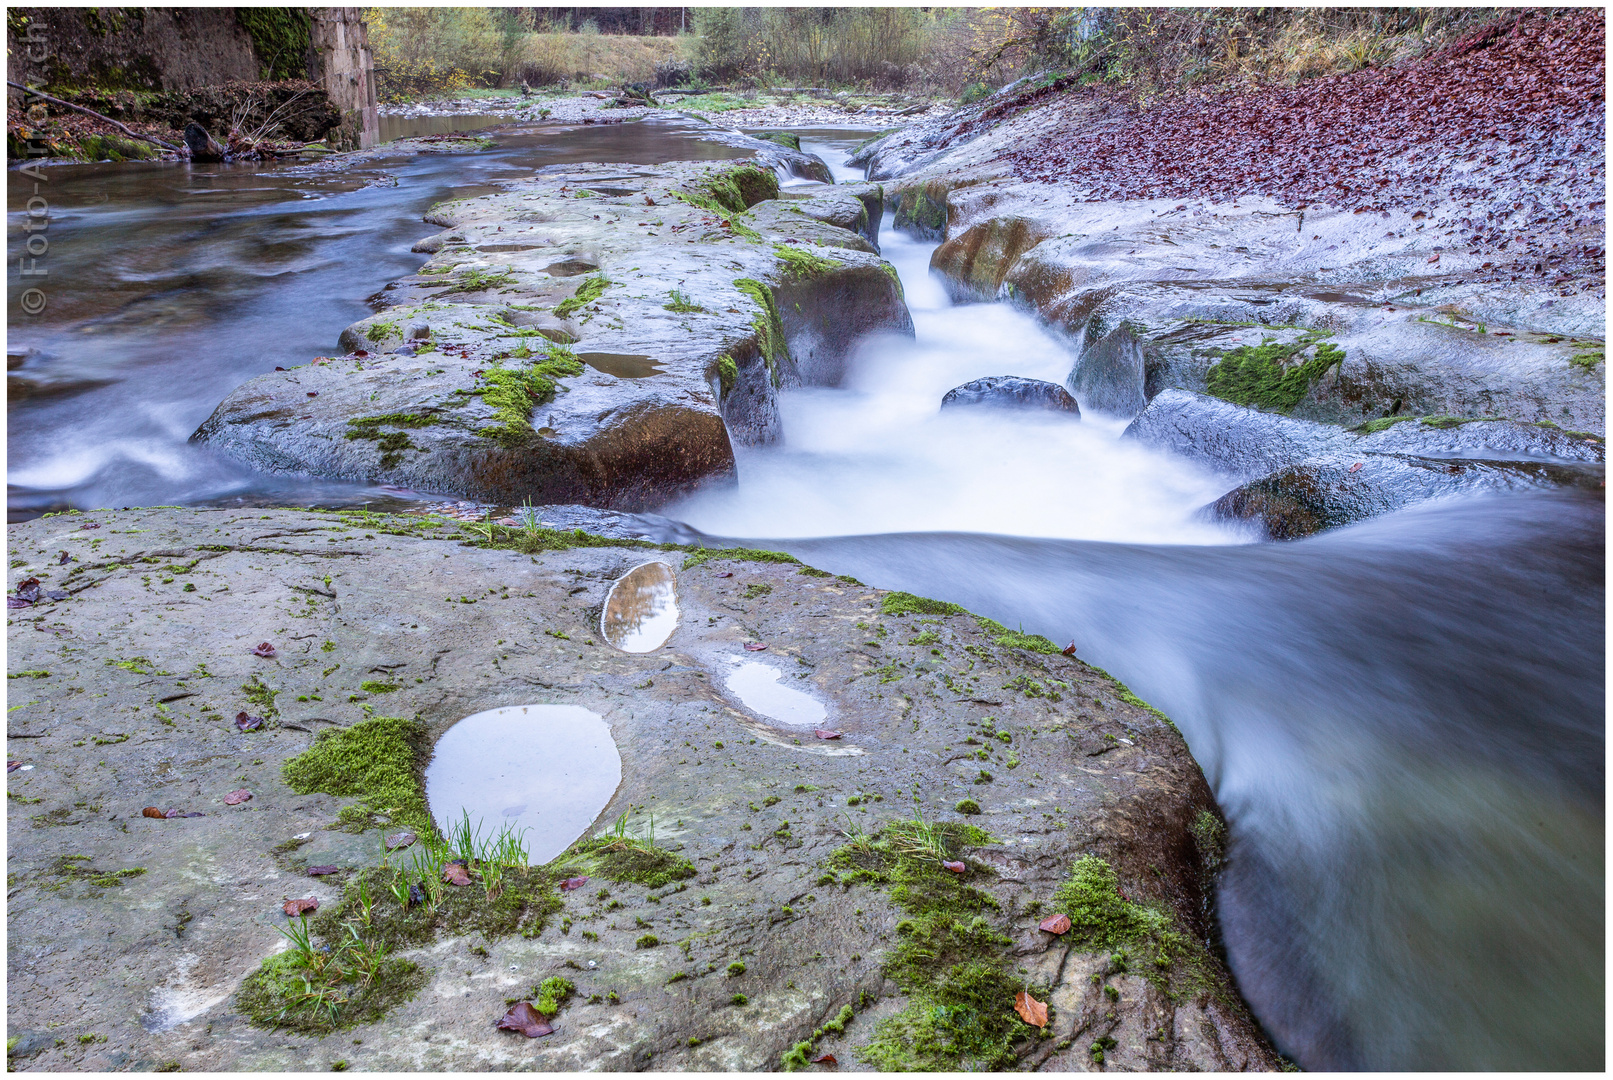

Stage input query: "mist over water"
[{"left": 670, "top": 224, "right": 1237, "bottom": 544}]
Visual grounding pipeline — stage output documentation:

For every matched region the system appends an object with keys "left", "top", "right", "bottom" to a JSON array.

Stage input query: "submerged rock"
[
  {"left": 191, "top": 160, "right": 912, "bottom": 511},
  {"left": 1070, "top": 324, "right": 1147, "bottom": 419},
  {"left": 5, "top": 506, "right": 1279, "bottom": 1072},
  {"left": 940, "top": 375, "right": 1079, "bottom": 416}
]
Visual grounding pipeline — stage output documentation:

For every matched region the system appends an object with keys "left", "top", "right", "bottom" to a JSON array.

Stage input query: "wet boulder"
[
  {"left": 1070, "top": 324, "right": 1148, "bottom": 419},
  {"left": 940, "top": 376, "right": 1080, "bottom": 416}
]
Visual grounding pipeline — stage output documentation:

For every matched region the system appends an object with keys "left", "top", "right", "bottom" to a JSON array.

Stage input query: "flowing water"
[{"left": 7, "top": 123, "right": 1602, "bottom": 1069}]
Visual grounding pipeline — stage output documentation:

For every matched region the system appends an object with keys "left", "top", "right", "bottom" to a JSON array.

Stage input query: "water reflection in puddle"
[
  {"left": 601, "top": 560, "right": 679, "bottom": 651},
  {"left": 424, "top": 704, "right": 621, "bottom": 864},
  {"left": 725, "top": 660, "right": 827, "bottom": 726},
  {"left": 580, "top": 352, "right": 663, "bottom": 379}
]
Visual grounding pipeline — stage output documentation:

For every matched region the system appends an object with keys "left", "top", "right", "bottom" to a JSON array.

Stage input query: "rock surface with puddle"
[
  {"left": 424, "top": 704, "right": 622, "bottom": 865},
  {"left": 600, "top": 559, "right": 679, "bottom": 652},
  {"left": 723, "top": 660, "right": 828, "bottom": 727},
  {"left": 5, "top": 506, "right": 1278, "bottom": 1072}
]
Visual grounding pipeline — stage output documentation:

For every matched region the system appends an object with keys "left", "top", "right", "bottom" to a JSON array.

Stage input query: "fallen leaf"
[
  {"left": 14, "top": 577, "right": 40, "bottom": 604},
  {"left": 1014, "top": 990, "right": 1049, "bottom": 1028},
  {"left": 744, "top": 643, "right": 768, "bottom": 651},
  {"left": 942, "top": 860, "right": 967, "bottom": 873},
  {"left": 714, "top": 571, "right": 734, "bottom": 578},
  {"left": 306, "top": 391, "right": 319, "bottom": 398},
  {"left": 353, "top": 349, "right": 370, "bottom": 358},
  {"left": 44, "top": 590, "right": 68, "bottom": 601},
  {"left": 307, "top": 865, "right": 339, "bottom": 876},
  {"left": 407, "top": 882, "right": 425, "bottom": 909},
  {"left": 1038, "top": 913, "right": 1072, "bottom": 935},
  {"left": 79, "top": 522, "right": 100, "bottom": 530},
  {"left": 813, "top": 729, "right": 842, "bottom": 740},
  {"left": 559, "top": 876, "right": 590, "bottom": 892},
  {"left": 6, "top": 761, "right": 20, "bottom": 773},
  {"left": 1349, "top": 462, "right": 1364, "bottom": 473},
  {"left": 442, "top": 863, "right": 473, "bottom": 886},
  {"left": 6, "top": 597, "right": 32, "bottom": 609},
  {"left": 235, "top": 712, "right": 264, "bottom": 732},
  {"left": 811, "top": 1052, "right": 838, "bottom": 1065},
  {"left": 1427, "top": 253, "right": 1441, "bottom": 263},
  {"left": 57, "top": 551, "right": 69, "bottom": 565},
  {"left": 1062, "top": 641, "right": 1077, "bottom": 656},
  {"left": 384, "top": 830, "right": 417, "bottom": 850},
  {"left": 142, "top": 806, "right": 167, "bottom": 818},
  {"left": 496, "top": 1001, "right": 554, "bottom": 1038},
  {"left": 223, "top": 789, "right": 253, "bottom": 805},
  {"left": 283, "top": 897, "right": 319, "bottom": 916},
  {"left": 252, "top": 642, "right": 277, "bottom": 658}
]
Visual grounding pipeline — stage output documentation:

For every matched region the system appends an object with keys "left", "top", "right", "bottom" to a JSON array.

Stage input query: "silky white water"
[{"left": 668, "top": 220, "right": 1240, "bottom": 543}]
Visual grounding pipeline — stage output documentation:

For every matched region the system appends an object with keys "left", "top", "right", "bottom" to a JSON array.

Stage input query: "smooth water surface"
[
  {"left": 601, "top": 560, "right": 679, "bottom": 653},
  {"left": 724, "top": 660, "right": 828, "bottom": 727},
  {"left": 424, "top": 704, "right": 623, "bottom": 865}
]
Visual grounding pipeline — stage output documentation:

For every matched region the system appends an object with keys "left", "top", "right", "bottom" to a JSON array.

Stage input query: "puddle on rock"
[
  {"left": 601, "top": 560, "right": 679, "bottom": 652},
  {"left": 579, "top": 352, "right": 662, "bottom": 379},
  {"left": 424, "top": 704, "right": 622, "bottom": 864},
  {"left": 725, "top": 660, "right": 828, "bottom": 726}
]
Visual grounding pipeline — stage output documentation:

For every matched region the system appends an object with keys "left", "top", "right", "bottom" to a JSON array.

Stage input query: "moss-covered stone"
[
  {"left": 1205, "top": 338, "right": 1345, "bottom": 413},
  {"left": 280, "top": 716, "right": 431, "bottom": 833}
]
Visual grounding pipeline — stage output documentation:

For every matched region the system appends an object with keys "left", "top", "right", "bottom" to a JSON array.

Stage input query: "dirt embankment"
[{"left": 1001, "top": 8, "right": 1604, "bottom": 296}]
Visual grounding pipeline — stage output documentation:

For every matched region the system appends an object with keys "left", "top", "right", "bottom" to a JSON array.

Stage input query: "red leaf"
[
  {"left": 813, "top": 729, "right": 842, "bottom": 740},
  {"left": 223, "top": 789, "right": 253, "bottom": 805},
  {"left": 442, "top": 863, "right": 473, "bottom": 886},
  {"left": 142, "top": 806, "right": 167, "bottom": 819},
  {"left": 1038, "top": 913, "right": 1072, "bottom": 935},
  {"left": 744, "top": 643, "right": 768, "bottom": 651},
  {"left": 942, "top": 860, "right": 966, "bottom": 873},
  {"left": 559, "top": 876, "right": 590, "bottom": 892},
  {"left": 497, "top": 1001, "right": 554, "bottom": 1038},
  {"left": 79, "top": 522, "right": 100, "bottom": 530},
  {"left": 252, "top": 642, "right": 277, "bottom": 658},
  {"left": 1062, "top": 641, "right": 1077, "bottom": 656},
  {"left": 1014, "top": 990, "right": 1049, "bottom": 1028},
  {"left": 353, "top": 349, "right": 370, "bottom": 358},
  {"left": 1427, "top": 253, "right": 1441, "bottom": 263},
  {"left": 235, "top": 712, "right": 264, "bottom": 732},
  {"left": 284, "top": 897, "right": 319, "bottom": 916},
  {"left": 811, "top": 1052, "right": 838, "bottom": 1065},
  {"left": 307, "top": 865, "right": 340, "bottom": 876},
  {"left": 714, "top": 572, "right": 733, "bottom": 578},
  {"left": 1348, "top": 462, "right": 1364, "bottom": 473}
]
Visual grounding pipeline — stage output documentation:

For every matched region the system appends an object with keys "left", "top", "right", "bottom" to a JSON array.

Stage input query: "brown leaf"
[
  {"left": 1014, "top": 990, "right": 1049, "bottom": 1028},
  {"left": 813, "top": 729, "right": 842, "bottom": 740},
  {"left": 714, "top": 571, "right": 734, "bottom": 578},
  {"left": 811, "top": 1052, "right": 838, "bottom": 1065},
  {"left": 497, "top": 1001, "right": 554, "bottom": 1038},
  {"left": 142, "top": 806, "right": 167, "bottom": 819},
  {"left": 235, "top": 711, "right": 264, "bottom": 732},
  {"left": 744, "top": 642, "right": 768, "bottom": 651},
  {"left": 223, "top": 789, "right": 253, "bottom": 805},
  {"left": 15, "top": 578, "right": 41, "bottom": 603},
  {"left": 384, "top": 830, "right": 417, "bottom": 851},
  {"left": 307, "top": 865, "right": 340, "bottom": 876},
  {"left": 1038, "top": 913, "right": 1072, "bottom": 935},
  {"left": 1062, "top": 641, "right": 1077, "bottom": 656},
  {"left": 942, "top": 860, "right": 966, "bottom": 873},
  {"left": 283, "top": 897, "right": 319, "bottom": 916},
  {"left": 252, "top": 642, "right": 277, "bottom": 658},
  {"left": 559, "top": 876, "right": 590, "bottom": 892},
  {"left": 6, "top": 761, "right": 20, "bottom": 773},
  {"left": 442, "top": 863, "right": 473, "bottom": 886}
]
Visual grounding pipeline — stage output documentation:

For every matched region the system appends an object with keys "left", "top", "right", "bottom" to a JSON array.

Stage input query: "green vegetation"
[
  {"left": 533, "top": 976, "right": 575, "bottom": 1016},
  {"left": 573, "top": 812, "right": 697, "bottom": 889},
  {"left": 1205, "top": 338, "right": 1345, "bottom": 413},
  {"left": 975, "top": 616, "right": 1061, "bottom": 654},
  {"left": 1570, "top": 346, "right": 1603, "bottom": 372},
  {"left": 694, "top": 164, "right": 779, "bottom": 215},
  {"left": 756, "top": 131, "right": 803, "bottom": 152},
  {"left": 682, "top": 546, "right": 800, "bottom": 572},
  {"left": 553, "top": 275, "right": 611, "bottom": 318},
  {"left": 1050, "top": 856, "right": 1211, "bottom": 999},
  {"left": 38, "top": 854, "right": 145, "bottom": 892},
  {"left": 242, "top": 674, "right": 279, "bottom": 717},
  {"left": 345, "top": 414, "right": 440, "bottom": 469},
  {"left": 236, "top": 921, "right": 426, "bottom": 1035},
  {"left": 474, "top": 345, "right": 585, "bottom": 446},
  {"left": 1356, "top": 414, "right": 1417, "bottom": 434},
  {"left": 954, "top": 798, "right": 982, "bottom": 815},
  {"left": 743, "top": 583, "right": 773, "bottom": 600},
  {"left": 714, "top": 354, "right": 738, "bottom": 394},
  {"left": 280, "top": 716, "right": 431, "bottom": 833},
  {"left": 827, "top": 817, "right": 1044, "bottom": 1070},
  {"left": 236, "top": 8, "right": 312, "bottom": 81},
  {"left": 773, "top": 243, "right": 843, "bottom": 278},
  {"left": 665, "top": 289, "right": 706, "bottom": 314},
  {"left": 881, "top": 592, "right": 965, "bottom": 617},
  {"left": 733, "top": 279, "right": 789, "bottom": 383},
  {"left": 782, "top": 1003, "right": 855, "bottom": 1070},
  {"left": 359, "top": 681, "right": 401, "bottom": 694},
  {"left": 442, "top": 268, "right": 518, "bottom": 295}
]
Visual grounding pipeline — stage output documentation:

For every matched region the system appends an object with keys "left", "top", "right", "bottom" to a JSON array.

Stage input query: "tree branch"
[{"left": 6, "top": 81, "right": 182, "bottom": 153}]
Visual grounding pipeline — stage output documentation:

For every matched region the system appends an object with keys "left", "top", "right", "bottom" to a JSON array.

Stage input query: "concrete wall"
[
  {"left": 6, "top": 8, "right": 260, "bottom": 92},
  {"left": 307, "top": 8, "right": 378, "bottom": 151}
]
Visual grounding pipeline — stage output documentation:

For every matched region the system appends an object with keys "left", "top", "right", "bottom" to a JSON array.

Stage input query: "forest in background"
[{"left": 365, "top": 7, "right": 1503, "bottom": 102}]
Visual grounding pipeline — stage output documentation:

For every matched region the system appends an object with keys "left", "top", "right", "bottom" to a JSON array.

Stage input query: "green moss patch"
[
  {"left": 975, "top": 617, "right": 1060, "bottom": 654},
  {"left": 553, "top": 275, "right": 612, "bottom": 318},
  {"left": 733, "top": 278, "right": 789, "bottom": 383},
  {"left": 345, "top": 414, "right": 439, "bottom": 469},
  {"left": 773, "top": 243, "right": 843, "bottom": 278},
  {"left": 826, "top": 818, "right": 1045, "bottom": 1070},
  {"left": 1205, "top": 338, "right": 1344, "bottom": 413},
  {"left": 757, "top": 131, "right": 802, "bottom": 152},
  {"left": 441, "top": 268, "right": 518, "bottom": 295},
  {"left": 681, "top": 546, "right": 800, "bottom": 571},
  {"left": 474, "top": 345, "right": 585, "bottom": 446},
  {"left": 312, "top": 862, "right": 563, "bottom": 954},
  {"left": 714, "top": 353, "right": 738, "bottom": 393},
  {"left": 695, "top": 163, "right": 779, "bottom": 214},
  {"left": 881, "top": 592, "right": 965, "bottom": 617},
  {"left": 236, "top": 945, "right": 426, "bottom": 1035},
  {"left": 1050, "top": 855, "right": 1211, "bottom": 1000},
  {"left": 572, "top": 838, "right": 697, "bottom": 890},
  {"left": 280, "top": 716, "right": 431, "bottom": 833}
]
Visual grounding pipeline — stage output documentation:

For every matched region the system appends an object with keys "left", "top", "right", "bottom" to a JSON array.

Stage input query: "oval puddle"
[
  {"left": 424, "top": 704, "right": 622, "bottom": 865},
  {"left": 601, "top": 560, "right": 679, "bottom": 652},
  {"left": 725, "top": 660, "right": 828, "bottom": 727},
  {"left": 578, "top": 352, "right": 663, "bottom": 379}
]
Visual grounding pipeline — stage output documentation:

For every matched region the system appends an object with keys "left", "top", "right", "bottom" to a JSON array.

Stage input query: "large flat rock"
[
  {"left": 191, "top": 161, "right": 911, "bottom": 511},
  {"left": 6, "top": 507, "right": 1277, "bottom": 1071}
]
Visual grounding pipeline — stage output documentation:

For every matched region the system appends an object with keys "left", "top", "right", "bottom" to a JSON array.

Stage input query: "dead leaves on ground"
[
  {"left": 142, "top": 806, "right": 204, "bottom": 819},
  {"left": 1038, "top": 913, "right": 1072, "bottom": 935},
  {"left": 442, "top": 862, "right": 473, "bottom": 886},
  {"left": 283, "top": 897, "right": 319, "bottom": 917},
  {"left": 558, "top": 875, "right": 589, "bottom": 892},
  {"left": 1014, "top": 990, "right": 1049, "bottom": 1028},
  {"left": 223, "top": 789, "right": 253, "bottom": 805},
  {"left": 235, "top": 712, "right": 264, "bottom": 732},
  {"left": 252, "top": 642, "right": 277, "bottom": 658},
  {"left": 497, "top": 1001, "right": 554, "bottom": 1038}
]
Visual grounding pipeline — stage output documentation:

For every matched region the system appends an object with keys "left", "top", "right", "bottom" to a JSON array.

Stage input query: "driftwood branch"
[{"left": 6, "top": 80, "right": 182, "bottom": 152}]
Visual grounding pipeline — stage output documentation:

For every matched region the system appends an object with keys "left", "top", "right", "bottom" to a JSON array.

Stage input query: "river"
[{"left": 6, "top": 119, "right": 1602, "bottom": 1070}]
